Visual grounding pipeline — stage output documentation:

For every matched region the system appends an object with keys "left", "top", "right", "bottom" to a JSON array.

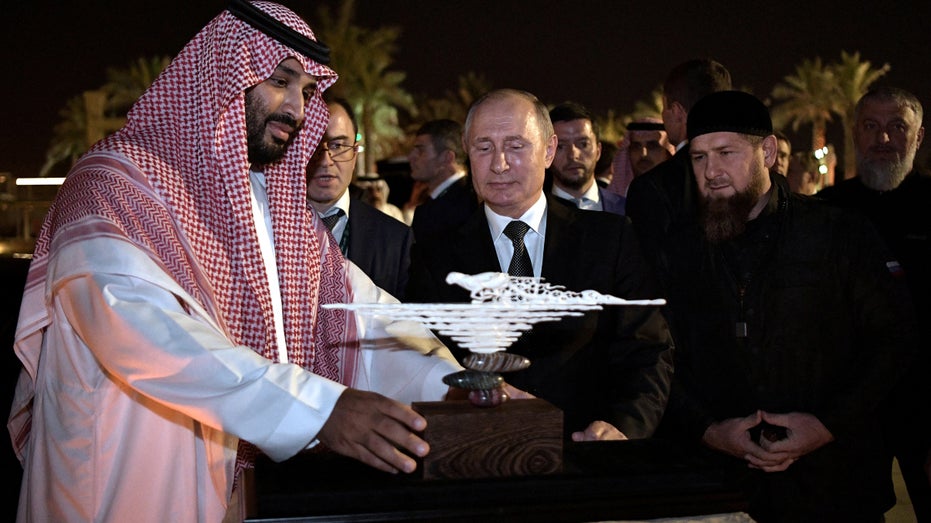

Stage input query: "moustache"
[{"left": 267, "top": 113, "right": 299, "bottom": 129}]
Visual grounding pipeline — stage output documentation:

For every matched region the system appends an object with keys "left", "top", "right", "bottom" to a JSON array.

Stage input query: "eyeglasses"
[{"left": 318, "top": 140, "right": 363, "bottom": 162}]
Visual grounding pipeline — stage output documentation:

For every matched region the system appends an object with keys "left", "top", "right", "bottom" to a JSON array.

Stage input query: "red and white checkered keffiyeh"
[
  {"left": 10, "top": 1, "right": 358, "bottom": 470},
  {"left": 605, "top": 116, "right": 673, "bottom": 198}
]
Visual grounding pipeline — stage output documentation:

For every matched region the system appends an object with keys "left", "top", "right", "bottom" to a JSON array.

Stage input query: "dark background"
[
  {"left": 2, "top": 1, "right": 930, "bottom": 177},
  {"left": 0, "top": 2, "right": 928, "bottom": 517}
]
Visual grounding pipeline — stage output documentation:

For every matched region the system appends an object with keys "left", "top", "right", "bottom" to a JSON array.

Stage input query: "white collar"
[
  {"left": 430, "top": 171, "right": 466, "bottom": 199},
  {"left": 484, "top": 192, "right": 547, "bottom": 239},
  {"left": 318, "top": 190, "right": 351, "bottom": 218},
  {"left": 551, "top": 180, "right": 600, "bottom": 204}
]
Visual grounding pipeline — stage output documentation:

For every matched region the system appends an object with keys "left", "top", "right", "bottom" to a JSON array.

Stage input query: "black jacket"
[
  {"left": 410, "top": 175, "right": 479, "bottom": 241},
  {"left": 343, "top": 197, "right": 413, "bottom": 300},
  {"left": 406, "top": 197, "right": 674, "bottom": 439},
  {"left": 625, "top": 146, "right": 695, "bottom": 288},
  {"left": 661, "top": 175, "right": 917, "bottom": 520}
]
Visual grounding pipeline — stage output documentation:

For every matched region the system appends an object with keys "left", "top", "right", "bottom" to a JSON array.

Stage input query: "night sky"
[{"left": 3, "top": 0, "right": 930, "bottom": 178}]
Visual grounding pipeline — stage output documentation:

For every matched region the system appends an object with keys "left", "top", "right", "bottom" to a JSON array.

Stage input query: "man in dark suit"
[
  {"left": 408, "top": 119, "right": 479, "bottom": 240},
  {"left": 306, "top": 98, "right": 413, "bottom": 299},
  {"left": 406, "top": 89, "right": 674, "bottom": 442},
  {"left": 548, "top": 101, "right": 626, "bottom": 215},
  {"left": 594, "top": 140, "right": 617, "bottom": 189},
  {"left": 625, "top": 59, "right": 731, "bottom": 285}
]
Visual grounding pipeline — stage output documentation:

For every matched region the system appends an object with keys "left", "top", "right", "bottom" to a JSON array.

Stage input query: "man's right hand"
[{"left": 317, "top": 389, "right": 429, "bottom": 474}]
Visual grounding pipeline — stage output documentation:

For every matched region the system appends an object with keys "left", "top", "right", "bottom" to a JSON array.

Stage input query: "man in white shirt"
[
  {"left": 9, "top": 3, "right": 459, "bottom": 521},
  {"left": 624, "top": 58, "right": 732, "bottom": 286},
  {"left": 548, "top": 101, "right": 626, "bottom": 215},
  {"left": 306, "top": 97, "right": 413, "bottom": 298},
  {"left": 407, "top": 89, "right": 674, "bottom": 443}
]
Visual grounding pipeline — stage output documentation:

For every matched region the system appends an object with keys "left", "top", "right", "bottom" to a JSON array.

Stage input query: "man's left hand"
[{"left": 756, "top": 411, "right": 834, "bottom": 469}]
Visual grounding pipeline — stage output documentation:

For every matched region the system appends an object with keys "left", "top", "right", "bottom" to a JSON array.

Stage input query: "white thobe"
[{"left": 13, "top": 180, "right": 460, "bottom": 522}]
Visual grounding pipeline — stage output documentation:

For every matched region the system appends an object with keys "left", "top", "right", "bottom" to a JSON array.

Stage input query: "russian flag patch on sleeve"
[{"left": 886, "top": 260, "right": 906, "bottom": 278}]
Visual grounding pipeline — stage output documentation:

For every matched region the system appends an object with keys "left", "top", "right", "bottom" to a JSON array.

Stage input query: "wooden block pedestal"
[{"left": 412, "top": 399, "right": 563, "bottom": 480}]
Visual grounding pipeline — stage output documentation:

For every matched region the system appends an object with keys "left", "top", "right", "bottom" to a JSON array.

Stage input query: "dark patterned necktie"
[
  {"left": 321, "top": 209, "right": 344, "bottom": 231},
  {"left": 503, "top": 220, "right": 534, "bottom": 277}
]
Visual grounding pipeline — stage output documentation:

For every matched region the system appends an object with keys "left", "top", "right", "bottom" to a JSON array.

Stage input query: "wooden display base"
[{"left": 412, "top": 399, "right": 563, "bottom": 480}]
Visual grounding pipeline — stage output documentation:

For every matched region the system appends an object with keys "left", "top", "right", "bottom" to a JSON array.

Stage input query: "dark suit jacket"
[
  {"left": 410, "top": 175, "right": 479, "bottom": 241},
  {"left": 344, "top": 197, "right": 413, "bottom": 300},
  {"left": 625, "top": 147, "right": 695, "bottom": 288},
  {"left": 406, "top": 197, "right": 674, "bottom": 438}
]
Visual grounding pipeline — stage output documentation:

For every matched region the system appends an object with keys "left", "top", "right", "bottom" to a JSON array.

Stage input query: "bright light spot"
[{"left": 15, "top": 178, "right": 66, "bottom": 186}]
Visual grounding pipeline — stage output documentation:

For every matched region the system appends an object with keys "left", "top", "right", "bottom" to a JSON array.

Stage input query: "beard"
[
  {"left": 245, "top": 89, "right": 301, "bottom": 165},
  {"left": 555, "top": 163, "right": 594, "bottom": 191},
  {"left": 856, "top": 149, "right": 914, "bottom": 192},
  {"left": 699, "top": 166, "right": 768, "bottom": 244}
]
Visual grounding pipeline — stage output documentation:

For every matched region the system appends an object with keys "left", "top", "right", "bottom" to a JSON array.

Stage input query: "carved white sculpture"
[{"left": 323, "top": 272, "right": 666, "bottom": 354}]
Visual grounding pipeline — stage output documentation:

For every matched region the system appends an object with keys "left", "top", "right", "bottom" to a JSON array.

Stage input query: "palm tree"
[
  {"left": 40, "top": 95, "right": 88, "bottom": 176},
  {"left": 629, "top": 86, "right": 665, "bottom": 121},
  {"left": 315, "top": 0, "right": 415, "bottom": 173},
  {"left": 415, "top": 71, "right": 491, "bottom": 125},
  {"left": 103, "top": 56, "right": 172, "bottom": 114},
  {"left": 595, "top": 109, "right": 627, "bottom": 145},
  {"left": 40, "top": 56, "right": 170, "bottom": 176},
  {"left": 770, "top": 57, "right": 838, "bottom": 152},
  {"left": 595, "top": 87, "right": 664, "bottom": 145},
  {"left": 830, "top": 51, "right": 890, "bottom": 179}
]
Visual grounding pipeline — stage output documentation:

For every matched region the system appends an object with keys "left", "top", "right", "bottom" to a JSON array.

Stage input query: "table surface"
[{"left": 245, "top": 438, "right": 749, "bottom": 523}]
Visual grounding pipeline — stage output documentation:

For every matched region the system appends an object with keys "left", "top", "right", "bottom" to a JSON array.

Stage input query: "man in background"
[
  {"left": 772, "top": 130, "right": 792, "bottom": 176},
  {"left": 548, "top": 101, "right": 625, "bottom": 215},
  {"left": 595, "top": 140, "right": 617, "bottom": 188},
  {"left": 786, "top": 151, "right": 821, "bottom": 195},
  {"left": 628, "top": 120, "right": 675, "bottom": 178},
  {"left": 307, "top": 98, "right": 413, "bottom": 298},
  {"left": 606, "top": 118, "right": 674, "bottom": 199},
  {"left": 625, "top": 58, "right": 732, "bottom": 282},
  {"left": 408, "top": 119, "right": 479, "bottom": 239},
  {"left": 818, "top": 86, "right": 931, "bottom": 519}
]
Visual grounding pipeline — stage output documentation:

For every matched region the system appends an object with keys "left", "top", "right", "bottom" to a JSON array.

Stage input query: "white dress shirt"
[
  {"left": 484, "top": 192, "right": 547, "bottom": 279},
  {"left": 430, "top": 171, "right": 466, "bottom": 199},
  {"left": 316, "top": 189, "right": 351, "bottom": 242},
  {"left": 552, "top": 181, "right": 602, "bottom": 211}
]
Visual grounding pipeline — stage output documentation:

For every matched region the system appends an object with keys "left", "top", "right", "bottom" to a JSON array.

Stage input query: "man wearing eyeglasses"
[{"left": 306, "top": 97, "right": 413, "bottom": 298}]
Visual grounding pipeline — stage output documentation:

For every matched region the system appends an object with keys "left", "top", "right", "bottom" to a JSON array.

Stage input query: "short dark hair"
[
  {"left": 595, "top": 140, "right": 617, "bottom": 175},
  {"left": 774, "top": 130, "right": 791, "bottom": 149},
  {"left": 416, "top": 119, "right": 465, "bottom": 164},
  {"left": 549, "top": 101, "right": 600, "bottom": 139},
  {"left": 664, "top": 58, "right": 732, "bottom": 113},
  {"left": 326, "top": 96, "right": 358, "bottom": 136}
]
